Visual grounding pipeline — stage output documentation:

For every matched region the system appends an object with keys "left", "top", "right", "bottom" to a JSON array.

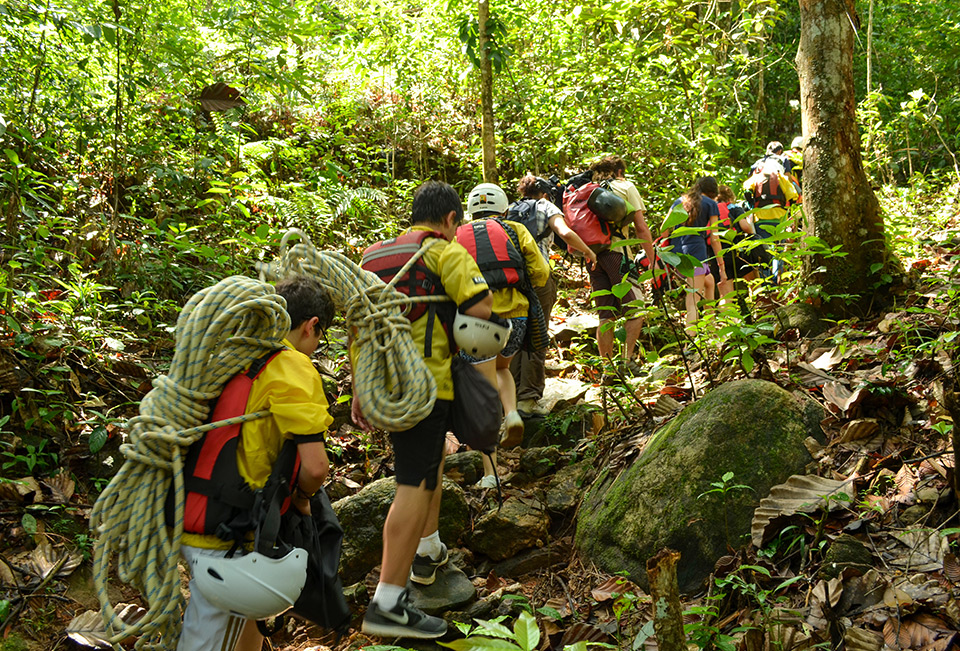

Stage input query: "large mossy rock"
[
  {"left": 576, "top": 379, "right": 822, "bottom": 594},
  {"left": 333, "top": 476, "right": 469, "bottom": 583}
]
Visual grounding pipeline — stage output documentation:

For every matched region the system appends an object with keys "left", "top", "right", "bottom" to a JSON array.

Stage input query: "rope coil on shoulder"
[{"left": 93, "top": 230, "right": 455, "bottom": 648}]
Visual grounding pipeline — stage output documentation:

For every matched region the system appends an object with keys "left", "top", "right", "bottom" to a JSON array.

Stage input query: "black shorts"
[{"left": 389, "top": 399, "right": 451, "bottom": 490}]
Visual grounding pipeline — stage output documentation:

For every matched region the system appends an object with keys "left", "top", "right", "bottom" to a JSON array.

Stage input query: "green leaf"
[
  {"left": 513, "top": 611, "right": 540, "bottom": 651},
  {"left": 22, "top": 512, "right": 37, "bottom": 534},
  {"left": 741, "top": 353, "right": 755, "bottom": 373},
  {"left": 659, "top": 250, "right": 681, "bottom": 267},
  {"left": 4, "top": 148, "right": 20, "bottom": 165},
  {"left": 472, "top": 618, "right": 515, "bottom": 639},
  {"left": 662, "top": 204, "right": 689, "bottom": 230},
  {"left": 0, "top": 598, "right": 9, "bottom": 622},
  {"left": 611, "top": 280, "right": 632, "bottom": 299},
  {"left": 89, "top": 426, "right": 108, "bottom": 454},
  {"left": 439, "top": 638, "right": 523, "bottom": 651}
]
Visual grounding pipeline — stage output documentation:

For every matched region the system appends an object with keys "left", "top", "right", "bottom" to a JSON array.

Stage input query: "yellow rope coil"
[{"left": 93, "top": 231, "right": 450, "bottom": 648}]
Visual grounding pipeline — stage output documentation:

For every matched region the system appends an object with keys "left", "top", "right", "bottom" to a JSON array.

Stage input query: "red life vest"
[
  {"left": 562, "top": 182, "right": 612, "bottom": 247},
  {"left": 361, "top": 230, "right": 455, "bottom": 356},
  {"left": 718, "top": 202, "right": 731, "bottom": 229},
  {"left": 455, "top": 219, "right": 527, "bottom": 290},
  {"left": 166, "top": 350, "right": 300, "bottom": 543}
]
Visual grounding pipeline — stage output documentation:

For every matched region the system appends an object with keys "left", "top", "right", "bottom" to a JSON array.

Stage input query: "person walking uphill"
[
  {"left": 177, "top": 275, "right": 336, "bottom": 651},
  {"left": 508, "top": 174, "right": 596, "bottom": 416},
  {"left": 353, "top": 181, "right": 493, "bottom": 639},
  {"left": 458, "top": 183, "right": 551, "bottom": 454},
  {"left": 586, "top": 155, "right": 656, "bottom": 373}
]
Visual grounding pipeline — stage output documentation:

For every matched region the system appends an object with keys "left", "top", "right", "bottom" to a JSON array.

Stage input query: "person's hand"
[
  {"left": 586, "top": 250, "right": 598, "bottom": 270},
  {"left": 719, "top": 266, "right": 728, "bottom": 283},
  {"left": 292, "top": 493, "right": 312, "bottom": 515},
  {"left": 351, "top": 396, "right": 373, "bottom": 432}
]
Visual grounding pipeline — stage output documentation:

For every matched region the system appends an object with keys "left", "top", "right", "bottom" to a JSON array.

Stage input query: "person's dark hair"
[
  {"left": 682, "top": 188, "right": 703, "bottom": 227},
  {"left": 695, "top": 176, "right": 719, "bottom": 198},
  {"left": 411, "top": 180, "right": 464, "bottom": 226},
  {"left": 766, "top": 141, "right": 784, "bottom": 155},
  {"left": 517, "top": 174, "right": 541, "bottom": 198},
  {"left": 275, "top": 275, "right": 334, "bottom": 335},
  {"left": 717, "top": 184, "right": 736, "bottom": 203},
  {"left": 590, "top": 155, "right": 624, "bottom": 181}
]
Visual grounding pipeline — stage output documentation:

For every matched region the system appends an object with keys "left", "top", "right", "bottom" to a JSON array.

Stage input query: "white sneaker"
[
  {"left": 500, "top": 410, "right": 524, "bottom": 448},
  {"left": 475, "top": 474, "right": 498, "bottom": 489}
]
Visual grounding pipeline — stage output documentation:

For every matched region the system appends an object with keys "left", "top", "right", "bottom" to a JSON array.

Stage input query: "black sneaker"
[
  {"left": 362, "top": 590, "right": 448, "bottom": 639},
  {"left": 409, "top": 543, "right": 449, "bottom": 585}
]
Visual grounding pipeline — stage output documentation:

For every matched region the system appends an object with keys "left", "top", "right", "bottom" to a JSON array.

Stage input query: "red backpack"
[
  {"left": 455, "top": 218, "right": 527, "bottom": 290},
  {"left": 361, "top": 230, "right": 455, "bottom": 356},
  {"left": 562, "top": 182, "right": 621, "bottom": 247}
]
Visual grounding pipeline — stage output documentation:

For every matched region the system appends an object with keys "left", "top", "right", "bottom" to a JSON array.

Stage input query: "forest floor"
[{"left": 3, "top": 227, "right": 960, "bottom": 651}]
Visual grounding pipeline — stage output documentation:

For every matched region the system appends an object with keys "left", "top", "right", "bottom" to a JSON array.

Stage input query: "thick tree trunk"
[
  {"left": 796, "top": 0, "right": 887, "bottom": 305},
  {"left": 478, "top": 0, "right": 497, "bottom": 183}
]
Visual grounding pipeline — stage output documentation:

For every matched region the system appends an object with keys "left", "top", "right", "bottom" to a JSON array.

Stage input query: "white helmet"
[
  {"left": 466, "top": 183, "right": 509, "bottom": 218},
  {"left": 453, "top": 313, "right": 511, "bottom": 359},
  {"left": 190, "top": 549, "right": 308, "bottom": 620}
]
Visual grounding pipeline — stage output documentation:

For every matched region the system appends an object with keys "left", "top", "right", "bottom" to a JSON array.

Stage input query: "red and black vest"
[
  {"left": 455, "top": 219, "right": 527, "bottom": 290},
  {"left": 361, "top": 230, "right": 455, "bottom": 356},
  {"left": 165, "top": 350, "right": 300, "bottom": 544}
]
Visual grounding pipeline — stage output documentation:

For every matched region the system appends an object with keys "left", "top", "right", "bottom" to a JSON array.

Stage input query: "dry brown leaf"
[
  {"left": 485, "top": 570, "right": 504, "bottom": 593},
  {"left": 809, "top": 347, "right": 844, "bottom": 370},
  {"left": 29, "top": 539, "right": 82, "bottom": 579},
  {"left": 542, "top": 597, "right": 572, "bottom": 619},
  {"left": 888, "top": 529, "right": 948, "bottom": 572},
  {"left": 823, "top": 381, "right": 854, "bottom": 412},
  {"left": 652, "top": 394, "right": 682, "bottom": 417},
  {"left": 883, "top": 613, "right": 956, "bottom": 650},
  {"left": 795, "top": 361, "right": 839, "bottom": 386},
  {"left": 591, "top": 576, "right": 637, "bottom": 602},
  {"left": 812, "top": 577, "right": 844, "bottom": 608},
  {"left": 944, "top": 553, "right": 960, "bottom": 584},
  {"left": 43, "top": 470, "right": 75, "bottom": 504},
  {"left": 895, "top": 464, "right": 917, "bottom": 497},
  {"left": 0, "top": 476, "right": 41, "bottom": 502},
  {"left": 842, "top": 570, "right": 887, "bottom": 611},
  {"left": 0, "top": 557, "right": 16, "bottom": 587},
  {"left": 66, "top": 610, "right": 113, "bottom": 649},
  {"left": 837, "top": 419, "right": 880, "bottom": 443},
  {"left": 751, "top": 475, "right": 854, "bottom": 547},
  {"left": 559, "top": 622, "right": 612, "bottom": 649},
  {"left": 844, "top": 626, "right": 885, "bottom": 651}
]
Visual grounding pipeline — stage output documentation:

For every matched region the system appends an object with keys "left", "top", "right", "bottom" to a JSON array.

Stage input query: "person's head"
[
  {"left": 465, "top": 183, "right": 509, "bottom": 219},
  {"left": 766, "top": 141, "right": 784, "bottom": 156},
  {"left": 275, "top": 275, "right": 334, "bottom": 355},
  {"left": 682, "top": 181, "right": 704, "bottom": 227},
  {"left": 694, "top": 176, "right": 719, "bottom": 199},
  {"left": 517, "top": 174, "right": 543, "bottom": 199},
  {"left": 790, "top": 136, "right": 804, "bottom": 150},
  {"left": 412, "top": 180, "right": 464, "bottom": 239},
  {"left": 717, "top": 184, "right": 736, "bottom": 203},
  {"left": 590, "top": 155, "right": 625, "bottom": 181}
]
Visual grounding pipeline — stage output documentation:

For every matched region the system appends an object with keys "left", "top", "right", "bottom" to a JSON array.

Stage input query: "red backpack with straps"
[
  {"left": 361, "top": 230, "right": 455, "bottom": 356},
  {"left": 562, "top": 182, "right": 613, "bottom": 247},
  {"left": 165, "top": 349, "right": 299, "bottom": 544},
  {"left": 455, "top": 218, "right": 527, "bottom": 290}
]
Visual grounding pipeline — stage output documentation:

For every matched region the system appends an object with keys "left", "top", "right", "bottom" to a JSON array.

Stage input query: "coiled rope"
[{"left": 93, "top": 230, "right": 450, "bottom": 648}]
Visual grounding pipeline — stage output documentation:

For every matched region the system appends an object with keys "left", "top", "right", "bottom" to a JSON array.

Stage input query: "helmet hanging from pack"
[{"left": 452, "top": 312, "right": 511, "bottom": 359}]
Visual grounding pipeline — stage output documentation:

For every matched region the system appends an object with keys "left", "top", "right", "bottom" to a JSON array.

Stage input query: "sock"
[
  {"left": 372, "top": 582, "right": 405, "bottom": 610},
  {"left": 417, "top": 530, "right": 443, "bottom": 560}
]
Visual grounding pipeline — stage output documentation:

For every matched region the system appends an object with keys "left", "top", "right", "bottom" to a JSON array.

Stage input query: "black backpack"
[{"left": 506, "top": 199, "right": 552, "bottom": 243}]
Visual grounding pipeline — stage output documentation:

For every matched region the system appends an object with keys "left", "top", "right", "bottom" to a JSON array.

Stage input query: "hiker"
[
  {"left": 586, "top": 155, "right": 656, "bottom": 374},
  {"left": 177, "top": 275, "right": 336, "bottom": 651},
  {"left": 458, "top": 182, "right": 550, "bottom": 467},
  {"left": 353, "top": 180, "right": 493, "bottom": 639},
  {"left": 742, "top": 146, "right": 799, "bottom": 283},
  {"left": 663, "top": 177, "right": 724, "bottom": 335},
  {"left": 785, "top": 136, "right": 804, "bottom": 196},
  {"left": 507, "top": 174, "right": 597, "bottom": 416}
]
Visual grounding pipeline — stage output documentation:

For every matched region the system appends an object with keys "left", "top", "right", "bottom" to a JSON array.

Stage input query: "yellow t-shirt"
[
  {"left": 472, "top": 220, "right": 551, "bottom": 319},
  {"left": 352, "top": 226, "right": 490, "bottom": 403},
  {"left": 182, "top": 340, "right": 331, "bottom": 549}
]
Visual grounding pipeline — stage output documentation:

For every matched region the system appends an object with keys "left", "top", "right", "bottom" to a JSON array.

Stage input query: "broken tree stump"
[{"left": 646, "top": 548, "right": 685, "bottom": 651}]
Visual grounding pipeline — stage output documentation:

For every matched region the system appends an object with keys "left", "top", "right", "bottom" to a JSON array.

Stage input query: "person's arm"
[
  {"left": 708, "top": 214, "right": 726, "bottom": 283},
  {"left": 549, "top": 215, "right": 597, "bottom": 268},
  {"left": 291, "top": 440, "right": 330, "bottom": 515},
  {"left": 461, "top": 290, "right": 493, "bottom": 319},
  {"left": 632, "top": 210, "right": 656, "bottom": 265}
]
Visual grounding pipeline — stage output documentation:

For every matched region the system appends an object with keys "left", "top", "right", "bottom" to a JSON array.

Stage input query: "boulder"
[
  {"left": 444, "top": 450, "right": 484, "bottom": 485},
  {"left": 773, "top": 302, "right": 826, "bottom": 338},
  {"left": 576, "top": 379, "right": 822, "bottom": 594},
  {"left": 469, "top": 497, "right": 550, "bottom": 561},
  {"left": 550, "top": 313, "right": 600, "bottom": 346},
  {"left": 333, "top": 476, "right": 469, "bottom": 583},
  {"left": 408, "top": 564, "right": 476, "bottom": 614},
  {"left": 546, "top": 461, "right": 596, "bottom": 513},
  {"left": 518, "top": 447, "right": 563, "bottom": 478}
]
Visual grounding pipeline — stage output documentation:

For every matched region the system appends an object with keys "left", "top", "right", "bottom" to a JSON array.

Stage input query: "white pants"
[{"left": 178, "top": 546, "right": 248, "bottom": 651}]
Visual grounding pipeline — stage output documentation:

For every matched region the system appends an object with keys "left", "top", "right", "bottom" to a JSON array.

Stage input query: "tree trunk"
[
  {"left": 796, "top": 0, "right": 887, "bottom": 306},
  {"left": 478, "top": 0, "right": 497, "bottom": 183}
]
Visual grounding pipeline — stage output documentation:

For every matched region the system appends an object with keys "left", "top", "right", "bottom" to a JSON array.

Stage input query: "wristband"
[{"left": 295, "top": 485, "right": 318, "bottom": 500}]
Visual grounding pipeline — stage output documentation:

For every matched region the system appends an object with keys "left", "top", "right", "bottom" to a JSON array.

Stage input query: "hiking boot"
[
  {"left": 362, "top": 590, "right": 448, "bottom": 639},
  {"left": 410, "top": 543, "right": 449, "bottom": 586},
  {"left": 500, "top": 410, "right": 524, "bottom": 448},
  {"left": 516, "top": 398, "right": 538, "bottom": 416}
]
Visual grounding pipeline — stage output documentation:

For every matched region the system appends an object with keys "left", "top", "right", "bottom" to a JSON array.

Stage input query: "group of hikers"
[{"left": 169, "top": 141, "right": 806, "bottom": 649}]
